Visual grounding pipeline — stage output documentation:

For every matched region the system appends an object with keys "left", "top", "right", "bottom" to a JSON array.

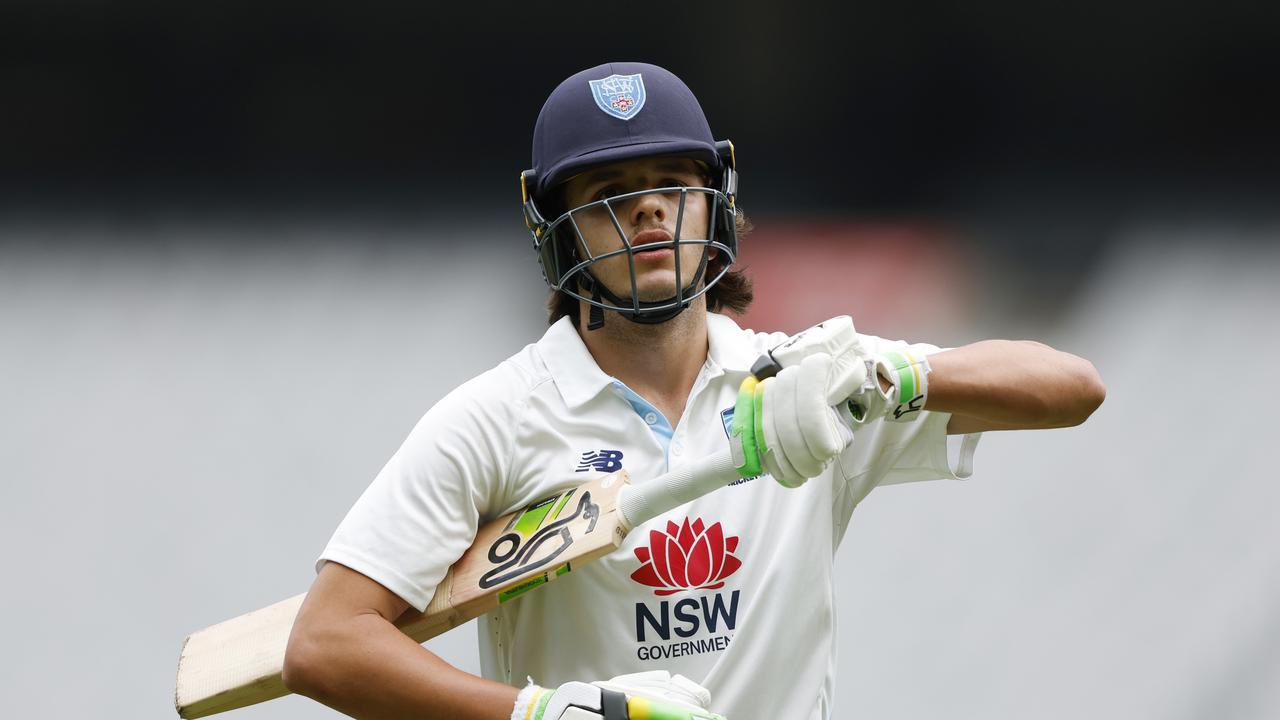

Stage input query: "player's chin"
[
  {"left": 597, "top": 261, "right": 700, "bottom": 302},
  {"left": 635, "top": 274, "right": 702, "bottom": 303}
]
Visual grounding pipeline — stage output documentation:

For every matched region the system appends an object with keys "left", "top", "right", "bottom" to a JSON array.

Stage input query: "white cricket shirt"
[{"left": 320, "top": 313, "right": 980, "bottom": 720}]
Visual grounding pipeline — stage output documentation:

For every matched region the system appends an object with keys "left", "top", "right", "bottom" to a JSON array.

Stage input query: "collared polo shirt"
[{"left": 320, "top": 312, "right": 979, "bottom": 720}]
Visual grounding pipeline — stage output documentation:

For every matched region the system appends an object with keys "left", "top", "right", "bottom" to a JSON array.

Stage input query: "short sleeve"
[{"left": 317, "top": 365, "right": 525, "bottom": 611}]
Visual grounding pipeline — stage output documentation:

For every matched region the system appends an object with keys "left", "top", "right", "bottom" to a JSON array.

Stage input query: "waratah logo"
[{"left": 631, "top": 518, "right": 741, "bottom": 596}]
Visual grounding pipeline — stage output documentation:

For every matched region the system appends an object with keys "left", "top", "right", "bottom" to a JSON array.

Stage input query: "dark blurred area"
[
  {"left": 4, "top": 0, "right": 1278, "bottom": 201},
  {"left": 2, "top": 0, "right": 1278, "bottom": 297}
]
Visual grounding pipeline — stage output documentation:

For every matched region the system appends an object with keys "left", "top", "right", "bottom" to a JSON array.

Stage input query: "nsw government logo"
[
  {"left": 631, "top": 518, "right": 742, "bottom": 595},
  {"left": 588, "top": 73, "right": 646, "bottom": 121},
  {"left": 631, "top": 517, "right": 742, "bottom": 663},
  {"left": 575, "top": 449, "right": 624, "bottom": 473}
]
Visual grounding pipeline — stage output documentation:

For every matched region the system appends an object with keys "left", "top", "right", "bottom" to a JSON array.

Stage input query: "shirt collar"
[
  {"left": 538, "top": 312, "right": 762, "bottom": 410},
  {"left": 537, "top": 317, "right": 617, "bottom": 409},
  {"left": 705, "top": 312, "right": 760, "bottom": 375}
]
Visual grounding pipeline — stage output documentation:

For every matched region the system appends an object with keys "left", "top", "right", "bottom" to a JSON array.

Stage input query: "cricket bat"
[{"left": 174, "top": 448, "right": 743, "bottom": 718}]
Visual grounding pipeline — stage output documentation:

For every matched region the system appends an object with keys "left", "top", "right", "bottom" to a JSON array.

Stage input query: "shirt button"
[
  {"left": 672, "top": 440, "right": 685, "bottom": 455},
  {"left": 643, "top": 412, "right": 658, "bottom": 425}
]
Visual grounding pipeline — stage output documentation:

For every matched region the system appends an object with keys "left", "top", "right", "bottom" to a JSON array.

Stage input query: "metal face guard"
[{"left": 535, "top": 186, "right": 737, "bottom": 321}]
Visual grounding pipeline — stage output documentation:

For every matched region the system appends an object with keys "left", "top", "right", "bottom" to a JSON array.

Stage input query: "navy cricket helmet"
[{"left": 520, "top": 61, "right": 739, "bottom": 329}]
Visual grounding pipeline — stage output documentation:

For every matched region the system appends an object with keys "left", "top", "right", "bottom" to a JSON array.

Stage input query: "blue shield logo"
[{"left": 588, "top": 73, "right": 646, "bottom": 121}]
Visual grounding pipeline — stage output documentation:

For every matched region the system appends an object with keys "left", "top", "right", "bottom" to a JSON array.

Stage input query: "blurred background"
[{"left": 2, "top": 1, "right": 1278, "bottom": 718}]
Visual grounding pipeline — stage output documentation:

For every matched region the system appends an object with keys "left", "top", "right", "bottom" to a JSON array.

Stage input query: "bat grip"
[{"left": 617, "top": 449, "right": 742, "bottom": 532}]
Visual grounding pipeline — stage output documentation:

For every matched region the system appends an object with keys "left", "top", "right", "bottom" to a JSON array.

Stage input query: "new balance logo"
[{"left": 576, "top": 449, "right": 624, "bottom": 473}]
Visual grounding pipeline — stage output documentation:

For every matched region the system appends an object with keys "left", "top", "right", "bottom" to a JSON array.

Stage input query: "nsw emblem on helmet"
[{"left": 588, "top": 73, "right": 646, "bottom": 121}]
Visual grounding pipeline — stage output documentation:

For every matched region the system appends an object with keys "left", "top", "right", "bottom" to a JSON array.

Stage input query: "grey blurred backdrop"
[{"left": 2, "top": 2, "right": 1278, "bottom": 718}]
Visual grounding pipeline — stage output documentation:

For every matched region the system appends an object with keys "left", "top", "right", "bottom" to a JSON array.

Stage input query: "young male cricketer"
[{"left": 280, "top": 62, "right": 1105, "bottom": 720}]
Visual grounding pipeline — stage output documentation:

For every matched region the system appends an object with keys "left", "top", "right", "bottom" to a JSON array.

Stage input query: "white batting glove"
[
  {"left": 761, "top": 315, "right": 865, "bottom": 371},
  {"left": 730, "top": 352, "right": 865, "bottom": 488},
  {"left": 807, "top": 348, "right": 932, "bottom": 424},
  {"left": 867, "top": 349, "right": 933, "bottom": 422},
  {"left": 595, "top": 671, "right": 716, "bottom": 714},
  {"left": 513, "top": 671, "right": 727, "bottom": 720},
  {"left": 756, "top": 316, "right": 932, "bottom": 424},
  {"left": 760, "top": 353, "right": 864, "bottom": 487}
]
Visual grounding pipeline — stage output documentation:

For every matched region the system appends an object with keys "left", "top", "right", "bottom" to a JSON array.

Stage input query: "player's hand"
[
  {"left": 731, "top": 352, "right": 865, "bottom": 488},
  {"left": 760, "top": 353, "right": 864, "bottom": 487},
  {"left": 763, "top": 315, "right": 866, "bottom": 371},
  {"left": 761, "top": 315, "right": 931, "bottom": 424},
  {"left": 514, "top": 670, "right": 727, "bottom": 719}
]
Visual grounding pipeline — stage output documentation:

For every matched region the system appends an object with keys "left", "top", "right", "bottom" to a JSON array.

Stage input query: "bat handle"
[{"left": 617, "top": 449, "right": 742, "bottom": 532}]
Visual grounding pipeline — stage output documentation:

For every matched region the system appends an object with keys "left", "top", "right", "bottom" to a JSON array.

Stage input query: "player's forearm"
[
  {"left": 924, "top": 340, "right": 1104, "bottom": 429},
  {"left": 283, "top": 612, "right": 516, "bottom": 720}
]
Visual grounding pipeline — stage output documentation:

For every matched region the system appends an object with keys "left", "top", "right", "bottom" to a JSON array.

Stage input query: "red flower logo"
[{"left": 630, "top": 518, "right": 742, "bottom": 595}]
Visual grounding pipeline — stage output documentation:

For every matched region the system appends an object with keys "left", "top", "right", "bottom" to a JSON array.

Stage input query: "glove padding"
[
  {"left": 594, "top": 671, "right": 713, "bottom": 714},
  {"left": 764, "top": 315, "right": 863, "bottom": 370},
  {"left": 758, "top": 352, "right": 865, "bottom": 488},
  {"left": 758, "top": 315, "right": 929, "bottom": 425},
  {"left": 732, "top": 316, "right": 898, "bottom": 487},
  {"left": 516, "top": 670, "right": 726, "bottom": 720}
]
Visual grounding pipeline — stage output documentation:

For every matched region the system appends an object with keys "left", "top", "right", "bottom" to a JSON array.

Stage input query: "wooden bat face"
[
  {"left": 176, "top": 469, "right": 632, "bottom": 719},
  {"left": 402, "top": 470, "right": 631, "bottom": 637}
]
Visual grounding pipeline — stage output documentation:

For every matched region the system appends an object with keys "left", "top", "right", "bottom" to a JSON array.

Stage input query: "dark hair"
[{"left": 547, "top": 210, "right": 754, "bottom": 324}]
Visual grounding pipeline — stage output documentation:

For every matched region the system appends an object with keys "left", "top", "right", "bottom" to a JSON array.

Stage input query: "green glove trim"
[
  {"left": 882, "top": 350, "right": 915, "bottom": 401},
  {"left": 532, "top": 688, "right": 553, "bottom": 719},
  {"left": 731, "top": 376, "right": 762, "bottom": 478},
  {"left": 753, "top": 379, "right": 768, "bottom": 458},
  {"left": 628, "top": 695, "right": 727, "bottom": 719}
]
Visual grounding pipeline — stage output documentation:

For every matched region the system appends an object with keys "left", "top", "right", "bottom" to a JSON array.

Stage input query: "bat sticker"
[{"left": 478, "top": 490, "right": 600, "bottom": 589}]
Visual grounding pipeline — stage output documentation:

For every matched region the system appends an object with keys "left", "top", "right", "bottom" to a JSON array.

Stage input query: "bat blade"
[{"left": 175, "top": 471, "right": 631, "bottom": 718}]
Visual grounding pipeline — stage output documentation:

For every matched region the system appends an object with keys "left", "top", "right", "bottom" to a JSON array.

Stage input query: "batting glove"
[
  {"left": 757, "top": 316, "right": 932, "bottom": 424},
  {"left": 513, "top": 670, "right": 726, "bottom": 720},
  {"left": 731, "top": 352, "right": 865, "bottom": 488}
]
